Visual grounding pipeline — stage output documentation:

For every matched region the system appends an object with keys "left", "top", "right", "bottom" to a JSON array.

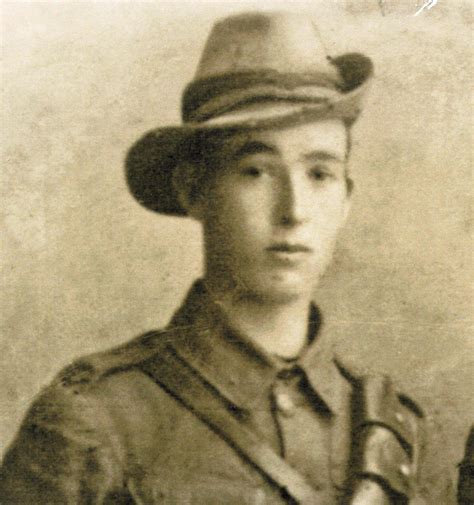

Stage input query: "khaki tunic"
[{"left": 0, "top": 281, "right": 459, "bottom": 503}]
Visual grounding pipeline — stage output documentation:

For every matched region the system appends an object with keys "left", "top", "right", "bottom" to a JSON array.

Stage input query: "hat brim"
[{"left": 126, "top": 53, "right": 373, "bottom": 216}]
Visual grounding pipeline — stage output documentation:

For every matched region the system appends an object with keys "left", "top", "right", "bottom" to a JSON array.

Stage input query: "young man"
[{"left": 0, "top": 11, "right": 454, "bottom": 505}]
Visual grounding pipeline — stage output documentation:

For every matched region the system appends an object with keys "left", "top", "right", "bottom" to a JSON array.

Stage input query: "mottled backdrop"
[{"left": 1, "top": 0, "right": 472, "bottom": 454}]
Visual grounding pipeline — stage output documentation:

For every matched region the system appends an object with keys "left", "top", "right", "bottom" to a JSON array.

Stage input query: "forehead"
[{"left": 222, "top": 119, "right": 348, "bottom": 161}]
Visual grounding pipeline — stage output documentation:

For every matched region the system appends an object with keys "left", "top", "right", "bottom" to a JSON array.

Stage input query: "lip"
[{"left": 266, "top": 242, "right": 313, "bottom": 253}]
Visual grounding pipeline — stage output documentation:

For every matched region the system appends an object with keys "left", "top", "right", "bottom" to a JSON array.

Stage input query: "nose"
[{"left": 274, "top": 172, "right": 311, "bottom": 227}]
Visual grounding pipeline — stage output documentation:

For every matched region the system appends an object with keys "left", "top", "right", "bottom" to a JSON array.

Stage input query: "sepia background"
[{"left": 1, "top": 0, "right": 472, "bottom": 458}]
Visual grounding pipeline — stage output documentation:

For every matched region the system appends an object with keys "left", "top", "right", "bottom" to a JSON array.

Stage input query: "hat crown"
[{"left": 195, "top": 11, "right": 339, "bottom": 81}]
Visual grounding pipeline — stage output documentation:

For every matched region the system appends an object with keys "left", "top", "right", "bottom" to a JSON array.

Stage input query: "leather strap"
[
  {"left": 351, "top": 375, "right": 424, "bottom": 504},
  {"left": 140, "top": 344, "right": 325, "bottom": 505}
]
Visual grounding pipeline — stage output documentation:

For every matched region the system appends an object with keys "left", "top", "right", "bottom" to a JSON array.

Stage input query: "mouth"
[{"left": 266, "top": 243, "right": 313, "bottom": 254}]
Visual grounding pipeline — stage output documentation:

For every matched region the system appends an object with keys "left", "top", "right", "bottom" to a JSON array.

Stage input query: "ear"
[{"left": 173, "top": 161, "right": 206, "bottom": 221}]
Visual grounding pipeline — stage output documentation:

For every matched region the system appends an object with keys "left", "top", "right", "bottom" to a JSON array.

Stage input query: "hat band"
[
  {"left": 185, "top": 84, "right": 339, "bottom": 123},
  {"left": 182, "top": 70, "right": 342, "bottom": 123}
]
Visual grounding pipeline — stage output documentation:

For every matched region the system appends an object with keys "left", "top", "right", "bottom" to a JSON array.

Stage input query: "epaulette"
[{"left": 53, "top": 328, "right": 174, "bottom": 390}]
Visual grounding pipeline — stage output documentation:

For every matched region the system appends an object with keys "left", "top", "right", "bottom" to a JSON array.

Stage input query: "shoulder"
[
  {"left": 405, "top": 362, "right": 473, "bottom": 461},
  {"left": 409, "top": 364, "right": 473, "bottom": 457},
  {"left": 2, "top": 329, "right": 183, "bottom": 474},
  {"left": 335, "top": 353, "right": 424, "bottom": 417},
  {"left": 331, "top": 352, "right": 470, "bottom": 504},
  {"left": 54, "top": 329, "right": 168, "bottom": 391},
  {"left": 23, "top": 329, "right": 179, "bottom": 432},
  {"left": 334, "top": 355, "right": 430, "bottom": 502},
  {"left": 400, "top": 362, "right": 473, "bottom": 503},
  {"left": 0, "top": 331, "right": 173, "bottom": 503}
]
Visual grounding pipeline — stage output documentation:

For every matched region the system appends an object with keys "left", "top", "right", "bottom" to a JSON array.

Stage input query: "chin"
[{"left": 246, "top": 273, "right": 315, "bottom": 305}]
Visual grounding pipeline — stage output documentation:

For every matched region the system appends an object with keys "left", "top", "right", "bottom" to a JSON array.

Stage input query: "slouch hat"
[{"left": 126, "top": 11, "right": 373, "bottom": 215}]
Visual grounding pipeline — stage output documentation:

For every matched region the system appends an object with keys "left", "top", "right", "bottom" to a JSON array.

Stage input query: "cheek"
[
  {"left": 211, "top": 181, "right": 271, "bottom": 237},
  {"left": 321, "top": 184, "right": 348, "bottom": 216},
  {"left": 311, "top": 188, "right": 349, "bottom": 235}
]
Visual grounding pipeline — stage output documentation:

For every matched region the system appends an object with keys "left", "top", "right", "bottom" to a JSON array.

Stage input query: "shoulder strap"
[{"left": 140, "top": 344, "right": 325, "bottom": 505}]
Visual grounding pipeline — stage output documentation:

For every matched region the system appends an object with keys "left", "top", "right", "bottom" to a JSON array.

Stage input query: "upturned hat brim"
[{"left": 126, "top": 53, "right": 373, "bottom": 216}]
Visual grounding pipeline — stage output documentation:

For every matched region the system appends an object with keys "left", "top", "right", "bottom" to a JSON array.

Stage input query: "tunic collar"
[{"left": 168, "top": 280, "right": 348, "bottom": 415}]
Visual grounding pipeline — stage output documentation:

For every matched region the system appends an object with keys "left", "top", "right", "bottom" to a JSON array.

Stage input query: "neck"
[{"left": 204, "top": 279, "right": 312, "bottom": 359}]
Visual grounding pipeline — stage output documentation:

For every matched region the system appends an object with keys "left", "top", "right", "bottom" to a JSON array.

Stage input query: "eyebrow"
[
  {"left": 231, "top": 141, "right": 278, "bottom": 160},
  {"left": 230, "top": 141, "right": 344, "bottom": 163},
  {"left": 303, "top": 151, "right": 344, "bottom": 163}
]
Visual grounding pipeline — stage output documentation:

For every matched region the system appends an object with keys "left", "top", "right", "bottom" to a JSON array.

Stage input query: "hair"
[
  {"left": 174, "top": 129, "right": 236, "bottom": 207},
  {"left": 175, "top": 121, "right": 354, "bottom": 205},
  {"left": 178, "top": 129, "right": 237, "bottom": 172}
]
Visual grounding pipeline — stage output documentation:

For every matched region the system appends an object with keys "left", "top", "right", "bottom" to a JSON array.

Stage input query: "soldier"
[{"left": 0, "top": 11, "right": 456, "bottom": 504}]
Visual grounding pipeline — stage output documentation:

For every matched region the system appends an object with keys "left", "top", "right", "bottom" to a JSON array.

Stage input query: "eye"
[
  {"left": 309, "top": 167, "right": 332, "bottom": 181},
  {"left": 240, "top": 166, "right": 263, "bottom": 177}
]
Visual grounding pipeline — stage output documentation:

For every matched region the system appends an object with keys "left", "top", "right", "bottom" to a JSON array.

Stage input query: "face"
[{"left": 192, "top": 119, "right": 351, "bottom": 303}]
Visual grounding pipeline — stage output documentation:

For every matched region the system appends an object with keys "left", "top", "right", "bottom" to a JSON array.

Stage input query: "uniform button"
[
  {"left": 275, "top": 392, "right": 295, "bottom": 416},
  {"left": 399, "top": 464, "right": 411, "bottom": 477},
  {"left": 395, "top": 412, "right": 405, "bottom": 423}
]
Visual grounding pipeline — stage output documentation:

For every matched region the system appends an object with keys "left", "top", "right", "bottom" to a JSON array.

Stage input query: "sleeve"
[{"left": 0, "top": 379, "right": 124, "bottom": 504}]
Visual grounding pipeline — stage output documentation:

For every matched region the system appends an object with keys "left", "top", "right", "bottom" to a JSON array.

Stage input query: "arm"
[{"left": 0, "top": 379, "right": 123, "bottom": 504}]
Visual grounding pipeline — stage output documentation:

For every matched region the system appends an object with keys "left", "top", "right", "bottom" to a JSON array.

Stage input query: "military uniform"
[{"left": 0, "top": 280, "right": 455, "bottom": 504}]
